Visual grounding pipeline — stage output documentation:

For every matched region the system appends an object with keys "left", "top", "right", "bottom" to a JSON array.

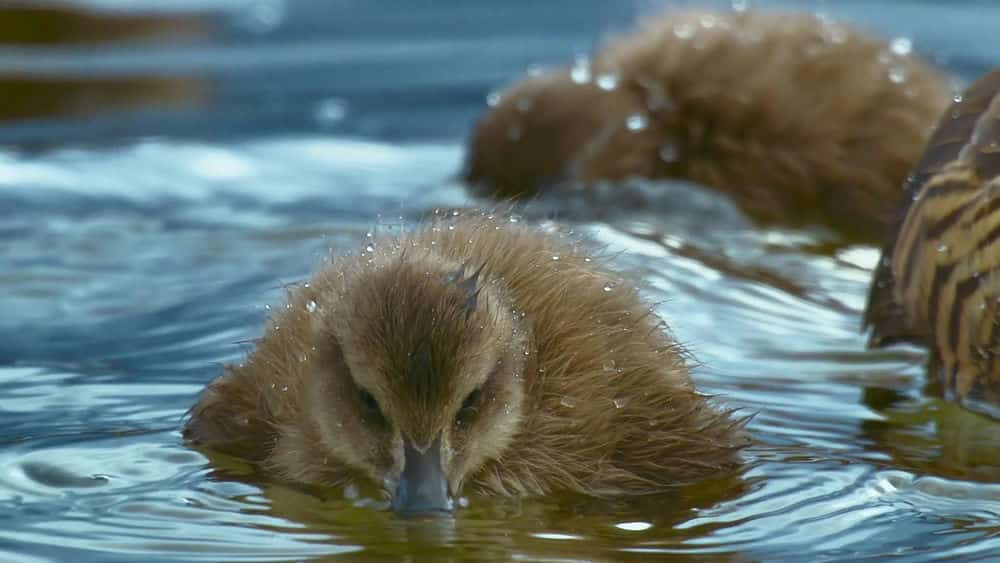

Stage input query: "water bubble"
[
  {"left": 938, "top": 244, "right": 949, "bottom": 253},
  {"left": 570, "top": 55, "right": 591, "bottom": 83},
  {"left": 560, "top": 396, "right": 578, "bottom": 409},
  {"left": 365, "top": 245, "right": 375, "bottom": 253},
  {"left": 699, "top": 14, "right": 717, "bottom": 29},
  {"left": 731, "top": 0, "right": 748, "bottom": 12},
  {"left": 596, "top": 73, "right": 618, "bottom": 91},
  {"left": 603, "top": 283, "right": 616, "bottom": 292},
  {"left": 551, "top": 255, "right": 561, "bottom": 261},
  {"left": 486, "top": 91, "right": 502, "bottom": 107},
  {"left": 626, "top": 113, "right": 648, "bottom": 131},
  {"left": 890, "top": 37, "right": 913, "bottom": 56},
  {"left": 306, "top": 300, "right": 318, "bottom": 313},
  {"left": 953, "top": 93, "right": 964, "bottom": 103}
]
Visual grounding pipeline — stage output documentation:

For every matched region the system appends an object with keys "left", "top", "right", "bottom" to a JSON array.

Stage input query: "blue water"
[{"left": 1, "top": 1, "right": 998, "bottom": 561}]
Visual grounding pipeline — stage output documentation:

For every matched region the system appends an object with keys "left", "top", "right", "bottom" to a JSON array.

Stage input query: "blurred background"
[{"left": 0, "top": 0, "right": 994, "bottom": 148}]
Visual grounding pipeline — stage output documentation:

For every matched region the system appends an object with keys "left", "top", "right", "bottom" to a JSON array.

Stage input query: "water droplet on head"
[
  {"left": 613, "top": 398, "right": 628, "bottom": 409},
  {"left": 626, "top": 113, "right": 648, "bottom": 131},
  {"left": 823, "top": 24, "right": 847, "bottom": 45},
  {"left": 551, "top": 255, "right": 560, "bottom": 261},
  {"left": 570, "top": 55, "right": 591, "bottom": 84},
  {"left": 603, "top": 283, "right": 615, "bottom": 292},
  {"left": 888, "top": 66, "right": 907, "bottom": 84},
  {"left": 659, "top": 144, "right": 679, "bottom": 163},
  {"left": 486, "top": 91, "right": 502, "bottom": 107},
  {"left": 306, "top": 300, "right": 318, "bottom": 313},
  {"left": 560, "top": 396, "right": 577, "bottom": 409},
  {"left": 365, "top": 244, "right": 375, "bottom": 252},
  {"left": 953, "top": 93, "right": 964, "bottom": 103},
  {"left": 938, "top": 244, "right": 949, "bottom": 253},
  {"left": 596, "top": 73, "right": 618, "bottom": 91},
  {"left": 890, "top": 37, "right": 912, "bottom": 56},
  {"left": 673, "top": 22, "right": 695, "bottom": 39}
]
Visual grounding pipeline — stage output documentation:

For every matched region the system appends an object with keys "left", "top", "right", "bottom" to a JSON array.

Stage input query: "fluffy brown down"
[
  {"left": 185, "top": 210, "right": 748, "bottom": 498},
  {"left": 464, "top": 9, "right": 951, "bottom": 241}
]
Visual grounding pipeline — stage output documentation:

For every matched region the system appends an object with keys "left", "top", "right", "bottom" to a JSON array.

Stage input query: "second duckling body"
[
  {"left": 464, "top": 10, "right": 951, "bottom": 241},
  {"left": 185, "top": 211, "right": 748, "bottom": 513}
]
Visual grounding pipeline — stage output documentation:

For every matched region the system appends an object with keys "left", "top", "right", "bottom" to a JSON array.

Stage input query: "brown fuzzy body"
[
  {"left": 864, "top": 70, "right": 1000, "bottom": 418},
  {"left": 185, "top": 211, "right": 748, "bottom": 499},
  {"left": 464, "top": 10, "right": 951, "bottom": 241}
]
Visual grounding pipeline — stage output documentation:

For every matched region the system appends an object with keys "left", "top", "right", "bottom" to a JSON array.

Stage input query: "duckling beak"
[{"left": 391, "top": 438, "right": 454, "bottom": 516}]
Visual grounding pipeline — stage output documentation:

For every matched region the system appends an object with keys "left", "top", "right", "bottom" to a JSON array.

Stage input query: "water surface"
[{"left": 1, "top": 1, "right": 998, "bottom": 561}]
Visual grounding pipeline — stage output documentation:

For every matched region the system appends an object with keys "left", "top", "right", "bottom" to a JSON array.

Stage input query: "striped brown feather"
[
  {"left": 865, "top": 69, "right": 1000, "bottom": 346},
  {"left": 864, "top": 69, "right": 1000, "bottom": 417}
]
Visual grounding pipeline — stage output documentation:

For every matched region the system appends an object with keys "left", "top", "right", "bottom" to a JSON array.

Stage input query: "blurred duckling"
[
  {"left": 865, "top": 69, "right": 1000, "bottom": 418},
  {"left": 184, "top": 211, "right": 749, "bottom": 513},
  {"left": 464, "top": 9, "right": 951, "bottom": 241}
]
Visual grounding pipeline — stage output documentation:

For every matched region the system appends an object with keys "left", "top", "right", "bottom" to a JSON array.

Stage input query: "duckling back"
[
  {"left": 464, "top": 10, "right": 951, "bottom": 241},
  {"left": 864, "top": 69, "right": 1000, "bottom": 417}
]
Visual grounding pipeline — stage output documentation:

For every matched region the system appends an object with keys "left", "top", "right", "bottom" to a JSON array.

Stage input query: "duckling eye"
[
  {"left": 358, "top": 389, "right": 380, "bottom": 413},
  {"left": 456, "top": 388, "right": 482, "bottom": 425}
]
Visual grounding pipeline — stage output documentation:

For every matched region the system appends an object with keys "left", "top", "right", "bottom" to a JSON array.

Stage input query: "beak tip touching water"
[{"left": 390, "top": 439, "right": 455, "bottom": 516}]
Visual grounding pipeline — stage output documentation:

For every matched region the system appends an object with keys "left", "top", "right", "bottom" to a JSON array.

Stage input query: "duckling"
[
  {"left": 864, "top": 69, "right": 1000, "bottom": 418},
  {"left": 184, "top": 210, "right": 748, "bottom": 513},
  {"left": 464, "top": 9, "right": 952, "bottom": 241}
]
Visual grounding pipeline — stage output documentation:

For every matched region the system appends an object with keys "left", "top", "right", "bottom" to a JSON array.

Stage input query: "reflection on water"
[{"left": 0, "top": 0, "right": 998, "bottom": 561}]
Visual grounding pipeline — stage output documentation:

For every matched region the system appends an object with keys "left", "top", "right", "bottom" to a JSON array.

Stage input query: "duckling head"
[{"left": 304, "top": 251, "right": 529, "bottom": 515}]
